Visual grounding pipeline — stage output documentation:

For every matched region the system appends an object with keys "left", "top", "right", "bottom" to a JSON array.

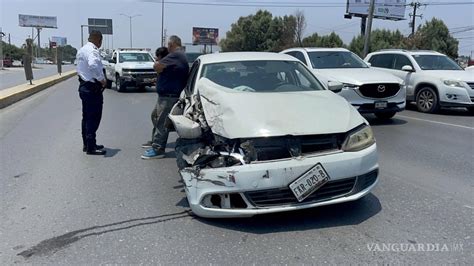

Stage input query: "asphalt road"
[
  {"left": 0, "top": 79, "right": 473, "bottom": 264},
  {"left": 0, "top": 64, "right": 75, "bottom": 90}
]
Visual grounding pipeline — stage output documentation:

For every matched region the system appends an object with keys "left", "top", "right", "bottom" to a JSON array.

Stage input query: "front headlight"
[
  {"left": 443, "top": 80, "right": 464, "bottom": 88},
  {"left": 342, "top": 125, "right": 375, "bottom": 152},
  {"left": 342, "top": 83, "right": 359, "bottom": 89}
]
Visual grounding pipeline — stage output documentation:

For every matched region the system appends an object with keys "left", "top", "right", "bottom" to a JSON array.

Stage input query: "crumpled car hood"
[
  {"left": 422, "top": 70, "right": 474, "bottom": 82},
  {"left": 197, "top": 78, "right": 365, "bottom": 139}
]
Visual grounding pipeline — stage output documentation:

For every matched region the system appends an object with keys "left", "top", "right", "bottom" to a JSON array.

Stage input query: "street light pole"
[
  {"left": 120, "top": 14, "right": 141, "bottom": 47},
  {"left": 161, "top": 0, "right": 165, "bottom": 46}
]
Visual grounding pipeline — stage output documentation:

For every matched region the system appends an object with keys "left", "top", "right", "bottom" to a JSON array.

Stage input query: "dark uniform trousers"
[{"left": 79, "top": 78, "right": 103, "bottom": 150}]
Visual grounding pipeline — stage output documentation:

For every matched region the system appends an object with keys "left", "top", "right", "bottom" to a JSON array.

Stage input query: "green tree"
[
  {"left": 220, "top": 10, "right": 297, "bottom": 52},
  {"left": 302, "top": 32, "right": 344, "bottom": 48},
  {"left": 409, "top": 18, "right": 459, "bottom": 58},
  {"left": 348, "top": 29, "right": 405, "bottom": 57},
  {"left": 1, "top": 41, "right": 25, "bottom": 60}
]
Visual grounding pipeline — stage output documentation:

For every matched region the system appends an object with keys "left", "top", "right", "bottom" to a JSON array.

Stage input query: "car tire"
[
  {"left": 374, "top": 111, "right": 396, "bottom": 120},
  {"left": 467, "top": 107, "right": 474, "bottom": 114},
  {"left": 416, "top": 87, "right": 439, "bottom": 113},
  {"left": 116, "top": 75, "right": 124, "bottom": 92}
]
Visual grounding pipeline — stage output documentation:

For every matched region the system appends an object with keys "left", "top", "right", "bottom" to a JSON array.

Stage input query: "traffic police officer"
[{"left": 76, "top": 30, "right": 106, "bottom": 155}]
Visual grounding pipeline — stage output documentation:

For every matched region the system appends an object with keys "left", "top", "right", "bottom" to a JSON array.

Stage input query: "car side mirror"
[
  {"left": 109, "top": 59, "right": 116, "bottom": 64},
  {"left": 402, "top": 65, "right": 414, "bottom": 72},
  {"left": 327, "top": 81, "right": 343, "bottom": 93},
  {"left": 366, "top": 62, "right": 372, "bottom": 67}
]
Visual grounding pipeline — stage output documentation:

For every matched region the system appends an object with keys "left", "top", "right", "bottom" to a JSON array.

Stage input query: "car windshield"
[
  {"left": 412, "top": 55, "right": 463, "bottom": 70},
  {"left": 119, "top": 53, "right": 154, "bottom": 63},
  {"left": 200, "top": 60, "right": 325, "bottom": 92},
  {"left": 308, "top": 51, "right": 368, "bottom": 69}
]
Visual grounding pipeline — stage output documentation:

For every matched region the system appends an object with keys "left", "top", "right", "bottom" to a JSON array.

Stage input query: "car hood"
[
  {"left": 314, "top": 68, "right": 403, "bottom": 85},
  {"left": 422, "top": 70, "right": 474, "bottom": 82},
  {"left": 196, "top": 78, "right": 365, "bottom": 139},
  {"left": 120, "top": 62, "right": 154, "bottom": 69}
]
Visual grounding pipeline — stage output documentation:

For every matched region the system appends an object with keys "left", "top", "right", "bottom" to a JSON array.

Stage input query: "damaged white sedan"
[{"left": 169, "top": 52, "right": 379, "bottom": 218}]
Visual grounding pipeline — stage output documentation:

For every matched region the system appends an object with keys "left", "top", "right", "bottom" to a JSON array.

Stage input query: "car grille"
[
  {"left": 358, "top": 83, "right": 400, "bottom": 98},
  {"left": 244, "top": 170, "right": 378, "bottom": 207},
  {"left": 467, "top": 82, "right": 474, "bottom": 89},
  {"left": 243, "top": 134, "right": 346, "bottom": 161}
]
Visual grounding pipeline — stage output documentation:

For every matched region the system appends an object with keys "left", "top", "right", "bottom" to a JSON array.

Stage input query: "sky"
[{"left": 1, "top": 0, "right": 473, "bottom": 56}]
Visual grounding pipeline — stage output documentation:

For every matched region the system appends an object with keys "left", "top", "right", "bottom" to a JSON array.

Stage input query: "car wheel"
[
  {"left": 374, "top": 111, "right": 396, "bottom": 120},
  {"left": 116, "top": 75, "right": 124, "bottom": 92},
  {"left": 416, "top": 87, "right": 439, "bottom": 113},
  {"left": 467, "top": 107, "right": 474, "bottom": 114}
]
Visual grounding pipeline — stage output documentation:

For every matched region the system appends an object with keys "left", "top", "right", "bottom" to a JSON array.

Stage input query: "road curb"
[{"left": 0, "top": 70, "right": 77, "bottom": 109}]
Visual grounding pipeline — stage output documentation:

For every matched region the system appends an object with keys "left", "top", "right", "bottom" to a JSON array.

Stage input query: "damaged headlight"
[{"left": 342, "top": 125, "right": 375, "bottom": 152}]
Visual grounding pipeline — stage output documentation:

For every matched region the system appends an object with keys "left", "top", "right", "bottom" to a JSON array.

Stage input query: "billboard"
[
  {"left": 88, "top": 18, "right": 113, "bottom": 35},
  {"left": 192, "top": 27, "right": 219, "bottom": 45},
  {"left": 51, "top": 36, "right": 67, "bottom": 46},
  {"left": 19, "top": 14, "right": 57, "bottom": 28},
  {"left": 346, "top": 0, "right": 407, "bottom": 20}
]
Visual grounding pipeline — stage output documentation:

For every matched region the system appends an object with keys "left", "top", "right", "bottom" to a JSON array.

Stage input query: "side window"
[
  {"left": 286, "top": 51, "right": 308, "bottom": 66},
  {"left": 393, "top": 54, "right": 413, "bottom": 70},
  {"left": 185, "top": 60, "right": 200, "bottom": 95},
  {"left": 369, "top": 54, "right": 395, "bottom": 69}
]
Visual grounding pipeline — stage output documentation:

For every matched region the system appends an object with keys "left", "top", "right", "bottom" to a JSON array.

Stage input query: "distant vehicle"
[
  {"left": 365, "top": 49, "right": 474, "bottom": 113},
  {"left": 104, "top": 48, "right": 157, "bottom": 92},
  {"left": 2, "top": 58, "right": 13, "bottom": 67},
  {"left": 281, "top": 47, "right": 405, "bottom": 120},
  {"left": 33, "top": 58, "right": 47, "bottom": 64}
]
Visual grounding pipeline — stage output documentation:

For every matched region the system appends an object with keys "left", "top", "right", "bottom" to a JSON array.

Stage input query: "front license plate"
[
  {"left": 289, "top": 163, "right": 330, "bottom": 202},
  {"left": 375, "top": 101, "right": 388, "bottom": 109}
]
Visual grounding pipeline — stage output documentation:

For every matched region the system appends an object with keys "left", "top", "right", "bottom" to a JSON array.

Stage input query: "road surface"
[
  {"left": 0, "top": 79, "right": 472, "bottom": 264},
  {"left": 0, "top": 64, "right": 75, "bottom": 90}
]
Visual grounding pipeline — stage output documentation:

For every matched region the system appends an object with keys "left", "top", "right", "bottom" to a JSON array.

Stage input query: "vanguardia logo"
[{"left": 367, "top": 243, "right": 464, "bottom": 252}]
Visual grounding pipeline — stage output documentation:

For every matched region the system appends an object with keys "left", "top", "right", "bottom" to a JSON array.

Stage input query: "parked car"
[
  {"left": 169, "top": 52, "right": 379, "bottom": 218},
  {"left": 365, "top": 49, "right": 474, "bottom": 113},
  {"left": 2, "top": 58, "right": 13, "bottom": 67},
  {"left": 280, "top": 48, "right": 405, "bottom": 120},
  {"left": 104, "top": 48, "right": 157, "bottom": 92}
]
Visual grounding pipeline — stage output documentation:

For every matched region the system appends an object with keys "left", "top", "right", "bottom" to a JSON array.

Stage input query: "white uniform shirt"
[{"left": 76, "top": 42, "right": 104, "bottom": 82}]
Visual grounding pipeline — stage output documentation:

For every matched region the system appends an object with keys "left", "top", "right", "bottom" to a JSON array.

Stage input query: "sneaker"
[
  {"left": 141, "top": 141, "right": 153, "bottom": 148},
  {"left": 141, "top": 148, "right": 165, "bottom": 159}
]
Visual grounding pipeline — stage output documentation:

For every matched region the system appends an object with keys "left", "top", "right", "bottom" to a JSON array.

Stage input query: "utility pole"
[
  {"left": 120, "top": 14, "right": 141, "bottom": 47},
  {"left": 161, "top": 0, "right": 165, "bottom": 46},
  {"left": 37, "top": 27, "right": 42, "bottom": 58},
  {"left": 363, "top": 0, "right": 375, "bottom": 57},
  {"left": 409, "top": 1, "right": 423, "bottom": 36},
  {"left": 8, "top": 33, "right": 11, "bottom": 45},
  {"left": 0, "top": 28, "right": 5, "bottom": 70}
]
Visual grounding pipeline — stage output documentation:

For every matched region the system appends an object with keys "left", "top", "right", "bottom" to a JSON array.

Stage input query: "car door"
[
  {"left": 391, "top": 54, "right": 417, "bottom": 98},
  {"left": 107, "top": 52, "right": 117, "bottom": 78}
]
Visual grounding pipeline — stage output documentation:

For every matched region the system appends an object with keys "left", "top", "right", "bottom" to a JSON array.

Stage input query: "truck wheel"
[
  {"left": 374, "top": 111, "right": 396, "bottom": 120},
  {"left": 116, "top": 75, "right": 124, "bottom": 92},
  {"left": 416, "top": 87, "right": 439, "bottom": 113}
]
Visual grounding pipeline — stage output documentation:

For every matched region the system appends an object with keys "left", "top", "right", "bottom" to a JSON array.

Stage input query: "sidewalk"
[{"left": 0, "top": 70, "right": 77, "bottom": 109}]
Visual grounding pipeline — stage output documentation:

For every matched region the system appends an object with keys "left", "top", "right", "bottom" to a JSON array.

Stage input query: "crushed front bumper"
[{"left": 180, "top": 143, "right": 378, "bottom": 218}]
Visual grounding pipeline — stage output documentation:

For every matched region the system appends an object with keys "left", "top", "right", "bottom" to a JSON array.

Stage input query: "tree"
[
  {"left": 1, "top": 41, "right": 24, "bottom": 60},
  {"left": 302, "top": 32, "right": 344, "bottom": 48},
  {"left": 409, "top": 18, "right": 459, "bottom": 58},
  {"left": 220, "top": 10, "right": 297, "bottom": 52},
  {"left": 348, "top": 29, "right": 405, "bottom": 57},
  {"left": 294, "top": 10, "right": 307, "bottom": 46}
]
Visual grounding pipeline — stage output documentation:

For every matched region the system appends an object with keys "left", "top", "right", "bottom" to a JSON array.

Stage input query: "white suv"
[
  {"left": 281, "top": 48, "right": 405, "bottom": 120},
  {"left": 365, "top": 50, "right": 474, "bottom": 113}
]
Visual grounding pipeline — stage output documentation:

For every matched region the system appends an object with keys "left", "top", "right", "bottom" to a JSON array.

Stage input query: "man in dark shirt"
[{"left": 142, "top": 35, "right": 189, "bottom": 159}]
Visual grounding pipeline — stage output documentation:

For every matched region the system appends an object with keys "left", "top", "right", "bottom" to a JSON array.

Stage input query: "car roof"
[
  {"left": 282, "top": 47, "right": 350, "bottom": 53},
  {"left": 197, "top": 52, "right": 300, "bottom": 64},
  {"left": 368, "top": 49, "right": 444, "bottom": 56}
]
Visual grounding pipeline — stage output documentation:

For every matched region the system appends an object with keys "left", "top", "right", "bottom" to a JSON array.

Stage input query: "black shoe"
[
  {"left": 83, "top": 144, "right": 104, "bottom": 152},
  {"left": 86, "top": 149, "right": 106, "bottom": 155}
]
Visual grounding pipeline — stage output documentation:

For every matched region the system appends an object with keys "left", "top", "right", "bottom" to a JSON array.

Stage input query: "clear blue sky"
[{"left": 1, "top": 0, "right": 473, "bottom": 56}]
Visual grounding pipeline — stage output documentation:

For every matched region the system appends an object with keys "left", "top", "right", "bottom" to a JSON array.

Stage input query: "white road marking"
[{"left": 397, "top": 115, "right": 474, "bottom": 130}]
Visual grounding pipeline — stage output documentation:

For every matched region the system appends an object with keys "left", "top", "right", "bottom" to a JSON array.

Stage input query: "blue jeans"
[{"left": 152, "top": 95, "right": 178, "bottom": 150}]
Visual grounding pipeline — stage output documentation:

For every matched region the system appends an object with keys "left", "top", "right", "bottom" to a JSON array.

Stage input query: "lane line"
[{"left": 397, "top": 115, "right": 474, "bottom": 130}]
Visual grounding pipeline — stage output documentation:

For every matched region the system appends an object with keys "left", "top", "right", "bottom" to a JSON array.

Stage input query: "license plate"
[
  {"left": 375, "top": 101, "right": 388, "bottom": 109},
  {"left": 289, "top": 163, "right": 330, "bottom": 202},
  {"left": 143, "top": 78, "right": 155, "bottom": 83}
]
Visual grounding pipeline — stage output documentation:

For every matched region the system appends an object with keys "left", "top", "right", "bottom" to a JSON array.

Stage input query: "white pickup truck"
[{"left": 104, "top": 48, "right": 157, "bottom": 92}]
